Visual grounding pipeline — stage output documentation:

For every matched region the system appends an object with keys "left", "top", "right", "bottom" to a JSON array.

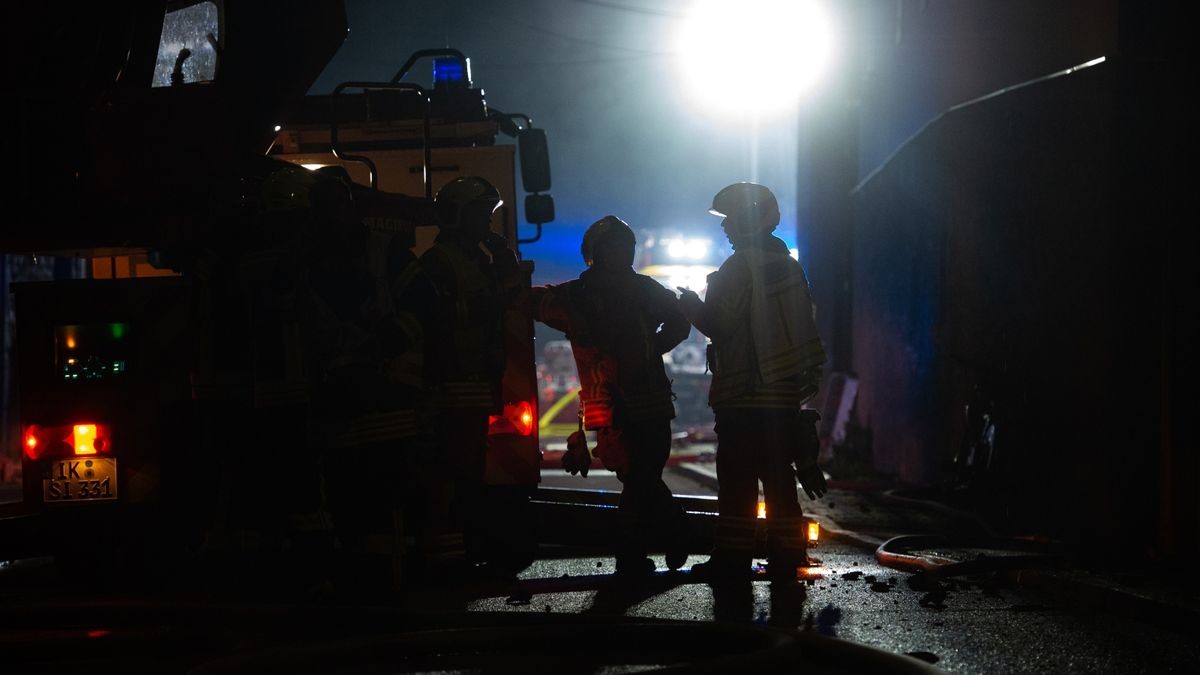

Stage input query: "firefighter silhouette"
[
  {"left": 420, "top": 176, "right": 520, "bottom": 575},
  {"left": 302, "top": 168, "right": 439, "bottom": 592},
  {"left": 379, "top": 219, "right": 448, "bottom": 582},
  {"left": 529, "top": 215, "right": 692, "bottom": 577},
  {"left": 678, "top": 183, "right": 827, "bottom": 580},
  {"left": 191, "top": 160, "right": 335, "bottom": 588}
]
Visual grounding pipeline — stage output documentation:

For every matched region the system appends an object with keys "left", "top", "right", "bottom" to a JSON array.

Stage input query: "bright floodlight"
[{"left": 676, "top": 0, "right": 834, "bottom": 119}]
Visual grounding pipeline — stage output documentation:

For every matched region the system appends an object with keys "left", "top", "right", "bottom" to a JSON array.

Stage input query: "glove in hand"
[
  {"left": 594, "top": 427, "right": 629, "bottom": 479},
  {"left": 563, "top": 430, "right": 592, "bottom": 477},
  {"left": 795, "top": 464, "right": 828, "bottom": 500}
]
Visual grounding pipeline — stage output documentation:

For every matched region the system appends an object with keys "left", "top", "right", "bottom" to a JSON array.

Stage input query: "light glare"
[{"left": 676, "top": 0, "right": 834, "bottom": 119}]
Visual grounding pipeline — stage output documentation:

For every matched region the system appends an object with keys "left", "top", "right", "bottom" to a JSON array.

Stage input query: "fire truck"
[{"left": 5, "top": 0, "right": 551, "bottom": 565}]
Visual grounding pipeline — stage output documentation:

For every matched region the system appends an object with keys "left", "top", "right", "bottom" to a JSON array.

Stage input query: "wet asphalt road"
[
  {"left": 3, "top": 472, "right": 1199, "bottom": 673},
  {"left": 460, "top": 545, "right": 1200, "bottom": 674}
]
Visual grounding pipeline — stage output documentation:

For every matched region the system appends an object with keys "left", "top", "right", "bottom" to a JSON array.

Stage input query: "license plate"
[{"left": 43, "top": 457, "right": 118, "bottom": 503}]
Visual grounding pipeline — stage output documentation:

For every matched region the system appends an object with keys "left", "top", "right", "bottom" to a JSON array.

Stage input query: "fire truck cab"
[{"left": 5, "top": 0, "right": 551, "bottom": 567}]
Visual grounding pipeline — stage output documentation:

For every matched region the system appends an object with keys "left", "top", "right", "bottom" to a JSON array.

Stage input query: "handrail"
[{"left": 329, "top": 81, "right": 431, "bottom": 195}]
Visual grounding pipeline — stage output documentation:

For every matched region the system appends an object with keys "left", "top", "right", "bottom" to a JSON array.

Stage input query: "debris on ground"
[{"left": 505, "top": 590, "right": 533, "bottom": 606}]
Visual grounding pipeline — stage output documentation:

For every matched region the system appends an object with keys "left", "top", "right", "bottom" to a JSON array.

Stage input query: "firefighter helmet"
[
  {"left": 260, "top": 163, "right": 318, "bottom": 211},
  {"left": 581, "top": 215, "right": 636, "bottom": 267},
  {"left": 435, "top": 176, "right": 503, "bottom": 230},
  {"left": 709, "top": 182, "right": 780, "bottom": 234}
]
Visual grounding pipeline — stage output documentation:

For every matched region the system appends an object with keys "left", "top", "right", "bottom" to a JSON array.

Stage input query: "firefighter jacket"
[
  {"left": 420, "top": 235, "right": 512, "bottom": 411},
  {"left": 530, "top": 266, "right": 690, "bottom": 429},
  {"left": 305, "top": 244, "right": 377, "bottom": 401},
  {"left": 379, "top": 247, "right": 435, "bottom": 399},
  {"left": 688, "top": 235, "right": 826, "bottom": 410}
]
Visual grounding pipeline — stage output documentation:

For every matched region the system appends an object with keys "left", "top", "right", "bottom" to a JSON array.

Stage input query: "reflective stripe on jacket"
[{"left": 421, "top": 240, "right": 506, "bottom": 410}]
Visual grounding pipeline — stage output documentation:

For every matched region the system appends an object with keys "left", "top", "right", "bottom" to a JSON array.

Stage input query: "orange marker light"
[
  {"left": 73, "top": 424, "right": 98, "bottom": 455},
  {"left": 757, "top": 501, "right": 767, "bottom": 519},
  {"left": 807, "top": 520, "right": 820, "bottom": 543}
]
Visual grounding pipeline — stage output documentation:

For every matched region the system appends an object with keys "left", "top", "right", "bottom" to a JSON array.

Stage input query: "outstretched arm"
[
  {"left": 653, "top": 290, "right": 692, "bottom": 355},
  {"left": 528, "top": 284, "right": 571, "bottom": 334}
]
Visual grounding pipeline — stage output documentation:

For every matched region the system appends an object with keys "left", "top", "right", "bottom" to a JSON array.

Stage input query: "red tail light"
[
  {"left": 488, "top": 400, "right": 536, "bottom": 437},
  {"left": 23, "top": 426, "right": 42, "bottom": 461},
  {"left": 22, "top": 423, "right": 111, "bottom": 461}
]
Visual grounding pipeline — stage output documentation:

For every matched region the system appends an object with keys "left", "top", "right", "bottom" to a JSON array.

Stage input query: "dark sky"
[{"left": 309, "top": 0, "right": 806, "bottom": 283}]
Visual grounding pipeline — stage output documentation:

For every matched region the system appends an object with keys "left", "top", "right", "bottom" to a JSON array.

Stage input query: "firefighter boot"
[
  {"left": 689, "top": 554, "right": 753, "bottom": 581},
  {"left": 614, "top": 555, "right": 656, "bottom": 580},
  {"left": 691, "top": 515, "right": 756, "bottom": 580},
  {"left": 765, "top": 516, "right": 811, "bottom": 580}
]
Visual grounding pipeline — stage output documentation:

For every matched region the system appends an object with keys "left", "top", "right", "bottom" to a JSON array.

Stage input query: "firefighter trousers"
[
  {"left": 433, "top": 409, "right": 490, "bottom": 563},
  {"left": 601, "top": 418, "right": 687, "bottom": 563},
  {"left": 712, "top": 408, "right": 808, "bottom": 565}
]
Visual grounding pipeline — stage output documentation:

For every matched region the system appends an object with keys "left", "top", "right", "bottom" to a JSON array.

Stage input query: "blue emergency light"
[{"left": 433, "top": 57, "right": 470, "bottom": 88}]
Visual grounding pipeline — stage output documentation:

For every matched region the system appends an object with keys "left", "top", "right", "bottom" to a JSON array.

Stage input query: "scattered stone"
[
  {"left": 544, "top": 604, "right": 552, "bottom": 612},
  {"left": 919, "top": 590, "right": 947, "bottom": 610},
  {"left": 873, "top": 625, "right": 882, "bottom": 630},
  {"left": 870, "top": 582, "right": 890, "bottom": 593},
  {"left": 596, "top": 561, "right": 604, "bottom": 568},
  {"left": 864, "top": 575, "right": 878, "bottom": 584},
  {"left": 841, "top": 571, "right": 863, "bottom": 581}
]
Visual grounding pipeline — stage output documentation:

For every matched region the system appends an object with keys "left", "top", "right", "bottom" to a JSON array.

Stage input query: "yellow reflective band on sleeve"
[
  {"left": 580, "top": 398, "right": 614, "bottom": 429},
  {"left": 436, "top": 381, "right": 494, "bottom": 409},
  {"left": 330, "top": 409, "right": 422, "bottom": 447}
]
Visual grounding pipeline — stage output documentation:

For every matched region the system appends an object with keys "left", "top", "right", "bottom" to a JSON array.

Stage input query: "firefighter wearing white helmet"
[
  {"left": 528, "top": 215, "right": 692, "bottom": 577},
  {"left": 679, "top": 182, "right": 828, "bottom": 580},
  {"left": 421, "top": 176, "right": 522, "bottom": 577}
]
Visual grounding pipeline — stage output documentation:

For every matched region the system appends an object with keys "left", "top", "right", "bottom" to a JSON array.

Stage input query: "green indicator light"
[{"left": 109, "top": 323, "right": 127, "bottom": 339}]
